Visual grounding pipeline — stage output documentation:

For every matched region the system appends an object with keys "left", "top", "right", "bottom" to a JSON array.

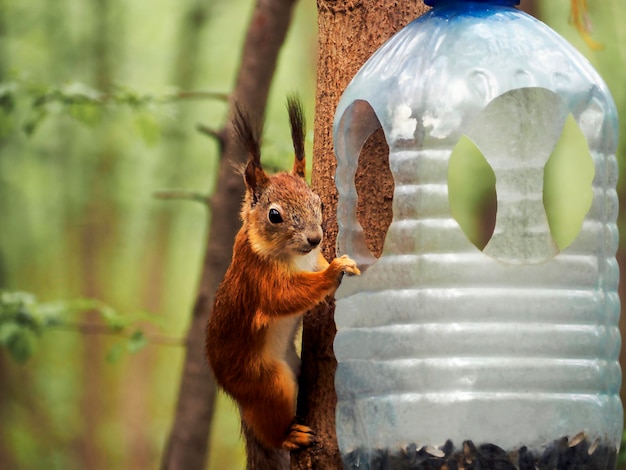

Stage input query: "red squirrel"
[{"left": 205, "top": 96, "right": 360, "bottom": 452}]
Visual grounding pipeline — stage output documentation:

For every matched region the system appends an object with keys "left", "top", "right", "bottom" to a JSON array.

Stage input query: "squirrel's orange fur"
[{"left": 205, "top": 96, "right": 360, "bottom": 451}]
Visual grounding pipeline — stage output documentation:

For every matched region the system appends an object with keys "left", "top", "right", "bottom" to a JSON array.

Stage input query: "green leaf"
[
  {"left": 68, "top": 102, "right": 102, "bottom": 127},
  {"left": 106, "top": 331, "right": 148, "bottom": 363},
  {"left": 134, "top": 112, "right": 161, "bottom": 146},
  {"left": 32, "top": 301, "right": 68, "bottom": 327},
  {"left": 0, "top": 291, "right": 37, "bottom": 318},
  {"left": 92, "top": 303, "right": 127, "bottom": 331},
  {"left": 0, "top": 90, "right": 16, "bottom": 138},
  {"left": 0, "top": 108, "right": 15, "bottom": 138},
  {"left": 106, "top": 342, "right": 125, "bottom": 364},
  {"left": 0, "top": 322, "right": 20, "bottom": 345},
  {"left": 23, "top": 107, "right": 48, "bottom": 136},
  {"left": 127, "top": 330, "right": 147, "bottom": 354},
  {"left": 61, "top": 82, "right": 102, "bottom": 101},
  {"left": 6, "top": 328, "right": 38, "bottom": 363}
]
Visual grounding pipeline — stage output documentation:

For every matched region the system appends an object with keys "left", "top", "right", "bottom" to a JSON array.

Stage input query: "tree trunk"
[
  {"left": 293, "top": 1, "right": 427, "bottom": 469},
  {"left": 80, "top": 0, "right": 121, "bottom": 467},
  {"left": 127, "top": 4, "right": 213, "bottom": 470},
  {"left": 160, "top": 0, "right": 299, "bottom": 468}
]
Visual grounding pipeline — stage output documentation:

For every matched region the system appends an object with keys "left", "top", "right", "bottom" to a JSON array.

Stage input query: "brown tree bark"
[
  {"left": 293, "top": 2, "right": 428, "bottom": 469},
  {"left": 518, "top": 0, "right": 537, "bottom": 16},
  {"left": 160, "top": 0, "right": 299, "bottom": 468},
  {"left": 128, "top": 3, "right": 214, "bottom": 470},
  {"left": 79, "top": 0, "right": 121, "bottom": 467}
]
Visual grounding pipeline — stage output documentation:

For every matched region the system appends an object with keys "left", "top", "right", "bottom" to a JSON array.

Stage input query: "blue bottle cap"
[{"left": 425, "top": 0, "right": 520, "bottom": 5}]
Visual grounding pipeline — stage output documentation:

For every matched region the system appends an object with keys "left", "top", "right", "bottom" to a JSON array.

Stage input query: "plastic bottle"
[{"left": 333, "top": 1, "right": 621, "bottom": 468}]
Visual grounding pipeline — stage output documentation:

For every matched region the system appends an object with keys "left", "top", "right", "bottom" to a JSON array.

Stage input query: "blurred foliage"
[
  {"left": 537, "top": 10, "right": 626, "bottom": 468},
  {"left": 0, "top": 290, "right": 172, "bottom": 364},
  {"left": 0, "top": 0, "right": 316, "bottom": 468},
  {"left": 543, "top": 115, "right": 595, "bottom": 250},
  {"left": 448, "top": 135, "right": 496, "bottom": 250},
  {"left": 0, "top": 0, "right": 624, "bottom": 469},
  {"left": 0, "top": 75, "right": 227, "bottom": 139}
]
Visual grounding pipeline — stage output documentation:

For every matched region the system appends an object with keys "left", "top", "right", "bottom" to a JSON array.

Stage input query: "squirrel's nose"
[{"left": 307, "top": 235, "right": 321, "bottom": 248}]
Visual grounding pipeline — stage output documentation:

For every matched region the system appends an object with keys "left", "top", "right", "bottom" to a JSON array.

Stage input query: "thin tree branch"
[
  {"left": 30, "top": 87, "right": 229, "bottom": 108},
  {"left": 196, "top": 123, "right": 225, "bottom": 148},
  {"left": 51, "top": 322, "right": 185, "bottom": 347},
  {"left": 164, "top": 90, "right": 229, "bottom": 102},
  {"left": 153, "top": 190, "right": 211, "bottom": 205}
]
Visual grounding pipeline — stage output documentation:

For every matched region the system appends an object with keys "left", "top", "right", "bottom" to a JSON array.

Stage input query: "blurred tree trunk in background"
[
  {"left": 0, "top": 0, "right": 5, "bottom": 81},
  {"left": 80, "top": 0, "right": 121, "bottom": 467},
  {"left": 0, "top": 1, "right": 622, "bottom": 469},
  {"left": 128, "top": 2, "right": 213, "bottom": 469},
  {"left": 293, "top": 1, "right": 427, "bottom": 468},
  {"left": 161, "top": 0, "right": 299, "bottom": 468},
  {"left": 0, "top": 0, "right": 8, "bottom": 463}
]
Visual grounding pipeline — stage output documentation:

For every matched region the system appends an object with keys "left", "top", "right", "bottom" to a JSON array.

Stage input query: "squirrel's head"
[{"left": 233, "top": 96, "right": 323, "bottom": 261}]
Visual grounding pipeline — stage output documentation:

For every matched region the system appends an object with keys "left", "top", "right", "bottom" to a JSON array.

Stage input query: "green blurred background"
[{"left": 0, "top": 0, "right": 624, "bottom": 469}]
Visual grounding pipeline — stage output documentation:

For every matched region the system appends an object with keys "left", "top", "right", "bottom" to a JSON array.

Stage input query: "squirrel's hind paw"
[{"left": 281, "top": 423, "right": 316, "bottom": 451}]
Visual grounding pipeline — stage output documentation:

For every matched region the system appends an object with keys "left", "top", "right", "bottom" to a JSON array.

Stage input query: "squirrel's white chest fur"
[
  {"left": 291, "top": 247, "right": 320, "bottom": 273},
  {"left": 264, "top": 247, "right": 321, "bottom": 375}
]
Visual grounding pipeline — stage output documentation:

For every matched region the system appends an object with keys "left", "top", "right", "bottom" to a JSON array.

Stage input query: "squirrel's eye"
[{"left": 268, "top": 208, "right": 283, "bottom": 224}]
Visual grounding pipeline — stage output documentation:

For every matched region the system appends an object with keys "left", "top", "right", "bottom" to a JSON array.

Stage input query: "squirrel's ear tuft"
[
  {"left": 232, "top": 102, "right": 262, "bottom": 166},
  {"left": 287, "top": 94, "right": 306, "bottom": 179},
  {"left": 244, "top": 158, "right": 270, "bottom": 206},
  {"left": 232, "top": 102, "right": 269, "bottom": 205}
]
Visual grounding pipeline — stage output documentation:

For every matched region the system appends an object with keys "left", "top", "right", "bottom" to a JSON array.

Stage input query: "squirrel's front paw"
[{"left": 333, "top": 254, "right": 361, "bottom": 276}]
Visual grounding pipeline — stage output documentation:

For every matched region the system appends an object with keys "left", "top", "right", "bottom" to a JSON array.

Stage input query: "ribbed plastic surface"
[{"left": 333, "top": 2, "right": 621, "bottom": 467}]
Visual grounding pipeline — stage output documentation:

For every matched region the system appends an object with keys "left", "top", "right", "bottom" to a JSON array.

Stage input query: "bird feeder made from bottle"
[{"left": 333, "top": 1, "right": 621, "bottom": 469}]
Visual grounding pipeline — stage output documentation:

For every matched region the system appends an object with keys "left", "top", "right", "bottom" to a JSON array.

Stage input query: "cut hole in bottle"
[
  {"left": 448, "top": 135, "right": 497, "bottom": 251},
  {"left": 335, "top": 100, "right": 393, "bottom": 268},
  {"left": 355, "top": 127, "right": 393, "bottom": 260},
  {"left": 449, "top": 112, "right": 594, "bottom": 258},
  {"left": 449, "top": 88, "right": 596, "bottom": 263},
  {"left": 543, "top": 114, "right": 595, "bottom": 251}
]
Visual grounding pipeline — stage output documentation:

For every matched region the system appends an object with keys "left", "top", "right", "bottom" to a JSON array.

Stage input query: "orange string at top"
[{"left": 570, "top": 0, "right": 603, "bottom": 50}]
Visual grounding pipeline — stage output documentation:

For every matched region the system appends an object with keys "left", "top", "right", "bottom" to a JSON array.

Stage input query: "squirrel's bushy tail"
[{"left": 242, "top": 421, "right": 290, "bottom": 470}]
